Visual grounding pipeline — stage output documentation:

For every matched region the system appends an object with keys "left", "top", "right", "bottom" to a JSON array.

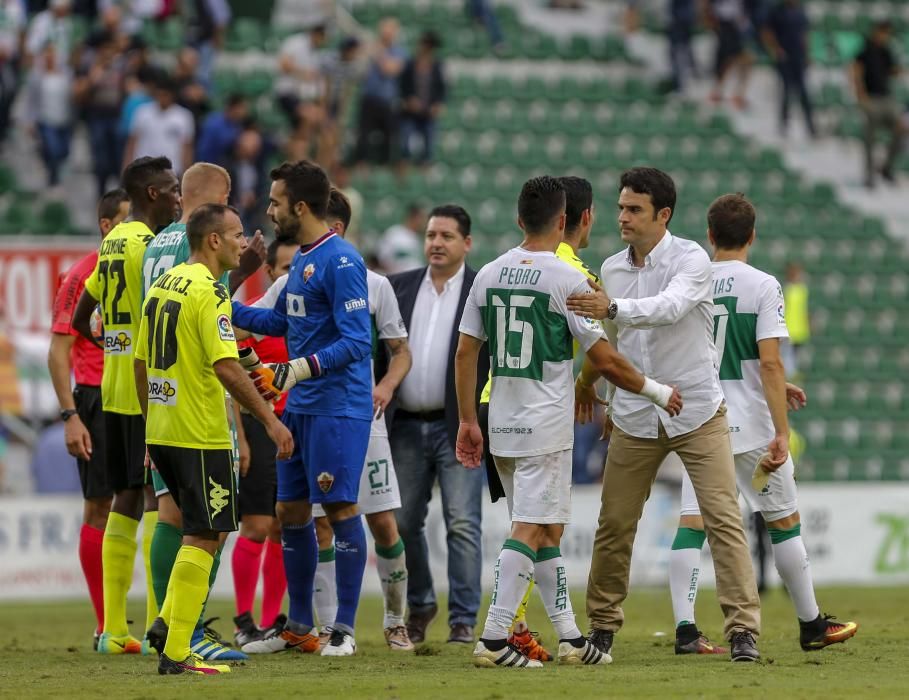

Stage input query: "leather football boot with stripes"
[
  {"left": 558, "top": 637, "right": 613, "bottom": 665},
  {"left": 472, "top": 640, "right": 544, "bottom": 668}
]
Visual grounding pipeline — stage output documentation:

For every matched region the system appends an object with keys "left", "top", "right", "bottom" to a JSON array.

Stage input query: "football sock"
[
  {"left": 142, "top": 511, "right": 159, "bottom": 632},
  {"left": 534, "top": 547, "right": 582, "bottom": 641},
  {"left": 78, "top": 523, "right": 105, "bottom": 633},
  {"left": 150, "top": 520, "right": 182, "bottom": 611},
  {"left": 510, "top": 580, "right": 534, "bottom": 634},
  {"left": 194, "top": 547, "right": 221, "bottom": 632},
  {"left": 101, "top": 512, "right": 139, "bottom": 637},
  {"left": 261, "top": 538, "right": 288, "bottom": 628},
  {"left": 313, "top": 546, "right": 337, "bottom": 630},
  {"left": 669, "top": 527, "right": 706, "bottom": 628},
  {"left": 282, "top": 520, "right": 318, "bottom": 630},
  {"left": 769, "top": 524, "right": 820, "bottom": 622},
  {"left": 480, "top": 539, "right": 535, "bottom": 641},
  {"left": 231, "top": 536, "right": 264, "bottom": 616},
  {"left": 332, "top": 515, "right": 367, "bottom": 636},
  {"left": 375, "top": 538, "right": 407, "bottom": 629},
  {"left": 162, "top": 546, "right": 214, "bottom": 662}
]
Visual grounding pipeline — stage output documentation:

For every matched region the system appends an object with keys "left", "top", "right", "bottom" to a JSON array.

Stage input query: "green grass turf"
[{"left": 0, "top": 586, "right": 902, "bottom": 699}]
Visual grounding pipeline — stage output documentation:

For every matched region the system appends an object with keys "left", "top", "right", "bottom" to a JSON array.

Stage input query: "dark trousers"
[
  {"left": 778, "top": 60, "right": 815, "bottom": 135},
  {"left": 37, "top": 123, "right": 71, "bottom": 186},
  {"left": 353, "top": 95, "right": 397, "bottom": 165},
  {"left": 87, "top": 115, "right": 122, "bottom": 200}
]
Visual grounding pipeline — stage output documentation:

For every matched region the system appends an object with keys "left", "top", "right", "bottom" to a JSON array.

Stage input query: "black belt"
[{"left": 397, "top": 409, "right": 446, "bottom": 422}]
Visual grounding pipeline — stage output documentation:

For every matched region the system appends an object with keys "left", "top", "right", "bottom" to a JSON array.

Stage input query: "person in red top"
[
  {"left": 231, "top": 237, "right": 299, "bottom": 645},
  {"left": 47, "top": 188, "right": 130, "bottom": 646}
]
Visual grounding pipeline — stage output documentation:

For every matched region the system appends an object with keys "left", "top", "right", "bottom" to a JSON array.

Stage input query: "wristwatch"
[
  {"left": 606, "top": 300, "right": 618, "bottom": 320},
  {"left": 60, "top": 409, "right": 78, "bottom": 422}
]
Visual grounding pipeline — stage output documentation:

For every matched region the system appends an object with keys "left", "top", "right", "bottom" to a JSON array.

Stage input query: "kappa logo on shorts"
[
  {"left": 317, "top": 471, "right": 334, "bottom": 493},
  {"left": 104, "top": 330, "right": 132, "bottom": 354},
  {"left": 209, "top": 477, "right": 229, "bottom": 516},
  {"left": 217, "top": 313, "right": 236, "bottom": 341},
  {"left": 148, "top": 377, "right": 178, "bottom": 406}
]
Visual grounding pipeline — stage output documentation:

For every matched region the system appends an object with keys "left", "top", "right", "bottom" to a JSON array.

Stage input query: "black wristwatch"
[
  {"left": 607, "top": 300, "right": 618, "bottom": 320},
  {"left": 60, "top": 409, "right": 79, "bottom": 422}
]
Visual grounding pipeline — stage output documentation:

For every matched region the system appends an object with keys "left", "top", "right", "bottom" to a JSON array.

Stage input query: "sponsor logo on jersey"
[
  {"left": 217, "top": 314, "right": 236, "bottom": 341},
  {"left": 337, "top": 255, "right": 355, "bottom": 269},
  {"left": 287, "top": 293, "right": 306, "bottom": 317},
  {"left": 344, "top": 297, "right": 367, "bottom": 312},
  {"left": 303, "top": 263, "right": 315, "bottom": 283},
  {"left": 148, "top": 377, "right": 178, "bottom": 406},
  {"left": 208, "top": 476, "right": 229, "bottom": 516},
  {"left": 213, "top": 281, "right": 230, "bottom": 307},
  {"left": 104, "top": 330, "right": 132, "bottom": 354},
  {"left": 582, "top": 316, "right": 603, "bottom": 332},
  {"left": 317, "top": 471, "right": 334, "bottom": 493}
]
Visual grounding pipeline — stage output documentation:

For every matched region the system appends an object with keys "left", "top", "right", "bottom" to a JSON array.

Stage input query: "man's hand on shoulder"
[{"left": 566, "top": 278, "right": 611, "bottom": 320}]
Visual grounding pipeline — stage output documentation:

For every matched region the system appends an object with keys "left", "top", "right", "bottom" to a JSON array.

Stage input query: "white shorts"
[
  {"left": 494, "top": 449, "right": 572, "bottom": 524},
  {"left": 679, "top": 447, "right": 798, "bottom": 522},
  {"left": 312, "top": 434, "right": 401, "bottom": 517}
]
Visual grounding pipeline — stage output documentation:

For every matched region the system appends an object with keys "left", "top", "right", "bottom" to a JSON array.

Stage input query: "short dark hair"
[
  {"left": 428, "top": 204, "right": 471, "bottom": 237},
  {"left": 518, "top": 176, "right": 566, "bottom": 235},
  {"left": 121, "top": 156, "right": 173, "bottom": 202},
  {"left": 270, "top": 160, "right": 330, "bottom": 219},
  {"left": 619, "top": 167, "right": 676, "bottom": 222},
  {"left": 97, "top": 188, "right": 128, "bottom": 223},
  {"left": 225, "top": 93, "right": 246, "bottom": 109},
  {"left": 707, "top": 193, "right": 756, "bottom": 250},
  {"left": 265, "top": 237, "right": 298, "bottom": 268},
  {"left": 558, "top": 176, "right": 593, "bottom": 232},
  {"left": 420, "top": 30, "right": 442, "bottom": 49},
  {"left": 186, "top": 203, "right": 239, "bottom": 252},
  {"left": 327, "top": 188, "right": 352, "bottom": 231}
]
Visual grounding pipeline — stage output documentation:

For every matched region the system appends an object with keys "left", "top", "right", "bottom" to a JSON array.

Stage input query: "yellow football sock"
[
  {"left": 159, "top": 570, "right": 175, "bottom": 626},
  {"left": 142, "top": 510, "right": 159, "bottom": 630},
  {"left": 510, "top": 579, "right": 534, "bottom": 633},
  {"left": 163, "top": 545, "right": 214, "bottom": 662},
  {"left": 102, "top": 512, "right": 140, "bottom": 638}
]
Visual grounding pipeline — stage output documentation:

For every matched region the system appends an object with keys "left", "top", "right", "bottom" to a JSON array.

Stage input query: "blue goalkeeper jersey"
[{"left": 231, "top": 230, "right": 373, "bottom": 420}]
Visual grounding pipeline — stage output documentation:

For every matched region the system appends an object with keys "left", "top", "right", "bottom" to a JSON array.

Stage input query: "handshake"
[{"left": 239, "top": 347, "right": 319, "bottom": 402}]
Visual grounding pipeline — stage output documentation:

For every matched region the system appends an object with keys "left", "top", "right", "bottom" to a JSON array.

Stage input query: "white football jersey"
[
  {"left": 460, "top": 247, "right": 606, "bottom": 457},
  {"left": 711, "top": 260, "right": 788, "bottom": 453}
]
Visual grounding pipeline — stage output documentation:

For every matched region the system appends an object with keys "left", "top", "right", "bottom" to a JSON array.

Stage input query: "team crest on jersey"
[
  {"left": 303, "top": 263, "right": 315, "bottom": 283},
  {"left": 104, "top": 330, "right": 132, "bottom": 354},
  {"left": 217, "top": 314, "right": 236, "bottom": 341},
  {"left": 148, "top": 377, "right": 178, "bottom": 406},
  {"left": 317, "top": 471, "right": 334, "bottom": 493}
]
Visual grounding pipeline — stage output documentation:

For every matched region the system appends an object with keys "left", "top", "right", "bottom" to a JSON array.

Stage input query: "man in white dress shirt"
[
  {"left": 383, "top": 205, "right": 489, "bottom": 645},
  {"left": 568, "top": 167, "right": 761, "bottom": 662}
]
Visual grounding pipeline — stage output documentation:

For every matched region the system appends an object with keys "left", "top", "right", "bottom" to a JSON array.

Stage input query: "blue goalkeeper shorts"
[{"left": 276, "top": 411, "right": 370, "bottom": 505}]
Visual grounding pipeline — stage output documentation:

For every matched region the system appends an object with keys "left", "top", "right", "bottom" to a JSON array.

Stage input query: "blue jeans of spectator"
[
  {"left": 778, "top": 59, "right": 815, "bottom": 136},
  {"left": 87, "top": 115, "right": 122, "bottom": 199},
  {"left": 668, "top": 1, "right": 696, "bottom": 92},
  {"left": 467, "top": 0, "right": 504, "bottom": 46},
  {"left": 399, "top": 115, "right": 437, "bottom": 163},
  {"left": 193, "top": 40, "right": 216, "bottom": 92},
  {"left": 37, "top": 123, "right": 71, "bottom": 186},
  {"left": 390, "top": 415, "right": 483, "bottom": 626}
]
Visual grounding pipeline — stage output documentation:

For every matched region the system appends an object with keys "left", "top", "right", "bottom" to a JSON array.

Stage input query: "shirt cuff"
[{"left": 611, "top": 298, "right": 632, "bottom": 324}]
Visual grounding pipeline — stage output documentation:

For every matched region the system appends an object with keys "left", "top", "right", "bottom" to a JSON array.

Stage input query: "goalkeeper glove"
[{"left": 251, "top": 356, "right": 320, "bottom": 401}]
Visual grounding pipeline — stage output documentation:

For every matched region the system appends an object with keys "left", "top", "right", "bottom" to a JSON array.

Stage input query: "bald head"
[{"left": 180, "top": 163, "right": 232, "bottom": 219}]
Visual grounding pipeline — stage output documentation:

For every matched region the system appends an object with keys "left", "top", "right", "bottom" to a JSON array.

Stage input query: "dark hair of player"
[
  {"left": 270, "top": 160, "right": 330, "bottom": 219},
  {"left": 558, "top": 176, "right": 593, "bottom": 233},
  {"left": 186, "top": 203, "right": 239, "bottom": 252},
  {"left": 428, "top": 204, "right": 471, "bottom": 237},
  {"left": 97, "top": 188, "right": 128, "bottom": 223},
  {"left": 328, "top": 188, "right": 352, "bottom": 231},
  {"left": 518, "top": 175, "right": 566, "bottom": 235},
  {"left": 707, "top": 193, "right": 756, "bottom": 250},
  {"left": 265, "top": 237, "right": 298, "bottom": 268},
  {"left": 620, "top": 167, "right": 676, "bottom": 223},
  {"left": 121, "top": 156, "right": 173, "bottom": 203}
]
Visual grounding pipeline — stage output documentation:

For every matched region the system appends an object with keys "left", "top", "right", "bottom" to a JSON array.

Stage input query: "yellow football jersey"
[
  {"left": 136, "top": 262, "right": 239, "bottom": 449},
  {"left": 83, "top": 220, "right": 155, "bottom": 414},
  {"left": 480, "top": 242, "right": 600, "bottom": 404}
]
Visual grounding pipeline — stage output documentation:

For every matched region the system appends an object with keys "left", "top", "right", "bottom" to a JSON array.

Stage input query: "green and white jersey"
[
  {"left": 143, "top": 222, "right": 230, "bottom": 297},
  {"left": 712, "top": 260, "right": 788, "bottom": 454},
  {"left": 460, "top": 247, "right": 606, "bottom": 457}
]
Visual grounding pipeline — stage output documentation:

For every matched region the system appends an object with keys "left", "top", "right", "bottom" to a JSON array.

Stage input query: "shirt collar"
[
  {"left": 556, "top": 242, "right": 575, "bottom": 259},
  {"left": 422, "top": 263, "right": 465, "bottom": 291},
  {"left": 624, "top": 230, "right": 673, "bottom": 268}
]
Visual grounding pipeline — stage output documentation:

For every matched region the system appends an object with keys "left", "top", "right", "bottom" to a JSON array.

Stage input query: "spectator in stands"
[
  {"left": 399, "top": 30, "right": 446, "bottom": 167},
  {"left": 196, "top": 93, "right": 248, "bottom": 166},
  {"left": 74, "top": 31, "right": 128, "bottom": 199},
  {"left": 352, "top": 17, "right": 406, "bottom": 167},
  {"left": 275, "top": 23, "right": 328, "bottom": 160},
  {"left": 762, "top": 0, "right": 815, "bottom": 138},
  {"left": 27, "top": 43, "right": 73, "bottom": 188},
  {"left": 185, "top": 0, "right": 231, "bottom": 90},
  {"left": 782, "top": 261, "right": 810, "bottom": 377},
  {"left": 665, "top": 0, "right": 698, "bottom": 94},
  {"left": 320, "top": 35, "right": 363, "bottom": 170},
  {"left": 707, "top": 0, "right": 753, "bottom": 109},
  {"left": 25, "top": 0, "right": 73, "bottom": 64},
  {"left": 118, "top": 62, "right": 155, "bottom": 144},
  {"left": 31, "top": 420, "right": 81, "bottom": 493},
  {"left": 853, "top": 20, "right": 903, "bottom": 188},
  {"left": 123, "top": 72, "right": 194, "bottom": 175},
  {"left": 331, "top": 163, "right": 364, "bottom": 245},
  {"left": 0, "top": 0, "right": 26, "bottom": 147},
  {"left": 378, "top": 204, "right": 426, "bottom": 274},
  {"left": 466, "top": 0, "right": 505, "bottom": 52},
  {"left": 173, "top": 46, "right": 210, "bottom": 127},
  {"left": 228, "top": 124, "right": 273, "bottom": 235}
]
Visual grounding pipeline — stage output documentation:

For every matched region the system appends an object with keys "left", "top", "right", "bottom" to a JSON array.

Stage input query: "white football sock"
[
  {"left": 772, "top": 535, "right": 819, "bottom": 622},
  {"left": 669, "top": 546, "right": 702, "bottom": 627},
  {"left": 376, "top": 539, "right": 407, "bottom": 629},
  {"left": 313, "top": 555, "right": 337, "bottom": 630},
  {"left": 533, "top": 548, "right": 582, "bottom": 641},
  {"left": 480, "top": 541, "right": 535, "bottom": 641}
]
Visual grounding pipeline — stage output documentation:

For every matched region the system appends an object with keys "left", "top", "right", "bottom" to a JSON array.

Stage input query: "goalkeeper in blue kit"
[{"left": 230, "top": 161, "right": 373, "bottom": 657}]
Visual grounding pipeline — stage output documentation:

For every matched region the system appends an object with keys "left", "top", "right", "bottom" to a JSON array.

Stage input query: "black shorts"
[
  {"left": 715, "top": 20, "right": 745, "bottom": 77},
  {"left": 239, "top": 413, "right": 278, "bottom": 517},
  {"left": 73, "top": 385, "right": 112, "bottom": 500},
  {"left": 479, "top": 402, "right": 506, "bottom": 503},
  {"left": 103, "top": 410, "right": 147, "bottom": 492},
  {"left": 148, "top": 444, "right": 238, "bottom": 536}
]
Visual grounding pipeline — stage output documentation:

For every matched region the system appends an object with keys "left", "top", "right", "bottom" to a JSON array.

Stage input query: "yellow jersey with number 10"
[
  {"left": 136, "top": 262, "right": 239, "bottom": 450},
  {"left": 83, "top": 220, "right": 155, "bottom": 415}
]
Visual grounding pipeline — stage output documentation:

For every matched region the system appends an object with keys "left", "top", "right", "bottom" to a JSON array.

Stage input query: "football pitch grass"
[{"left": 1, "top": 586, "right": 904, "bottom": 699}]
